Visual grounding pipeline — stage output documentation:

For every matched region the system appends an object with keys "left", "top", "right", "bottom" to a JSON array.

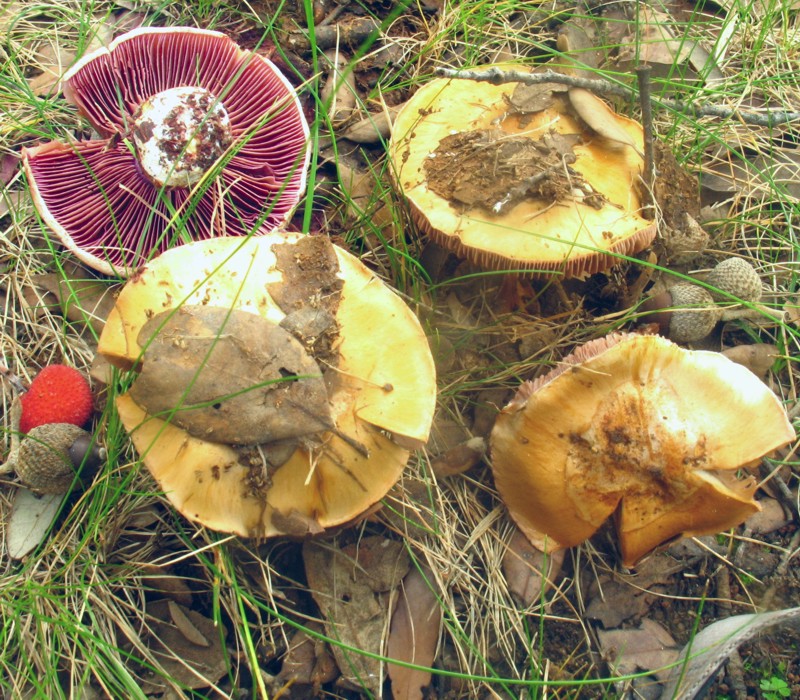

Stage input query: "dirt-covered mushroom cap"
[
  {"left": 388, "top": 71, "right": 656, "bottom": 277},
  {"left": 22, "top": 27, "right": 310, "bottom": 276},
  {"left": 97, "top": 234, "right": 436, "bottom": 538},
  {"left": 490, "top": 333, "right": 795, "bottom": 567}
]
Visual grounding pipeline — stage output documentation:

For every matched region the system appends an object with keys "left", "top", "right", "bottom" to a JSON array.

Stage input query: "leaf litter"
[{"left": 2, "top": 0, "right": 800, "bottom": 698}]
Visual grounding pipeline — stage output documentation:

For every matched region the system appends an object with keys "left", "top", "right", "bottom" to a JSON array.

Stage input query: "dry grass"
[{"left": 2, "top": 0, "right": 800, "bottom": 698}]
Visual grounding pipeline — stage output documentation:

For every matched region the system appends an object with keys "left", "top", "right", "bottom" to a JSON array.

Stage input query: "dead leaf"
[
  {"left": 746, "top": 497, "right": 791, "bottom": 535},
  {"left": 304, "top": 537, "right": 410, "bottom": 694},
  {"left": 568, "top": 88, "right": 643, "bottom": 156},
  {"left": 130, "top": 305, "right": 333, "bottom": 445},
  {"left": 720, "top": 343, "right": 779, "bottom": 376},
  {"left": 275, "top": 624, "right": 339, "bottom": 689},
  {"left": 597, "top": 618, "right": 679, "bottom": 682},
  {"left": 502, "top": 528, "right": 564, "bottom": 607},
  {"left": 430, "top": 436, "right": 486, "bottom": 477},
  {"left": 168, "top": 600, "right": 210, "bottom": 647},
  {"left": 387, "top": 565, "right": 442, "bottom": 700},
  {"left": 139, "top": 600, "right": 228, "bottom": 693},
  {"left": 662, "top": 606, "right": 800, "bottom": 700},
  {"left": 6, "top": 488, "right": 62, "bottom": 560},
  {"left": 32, "top": 262, "right": 120, "bottom": 336}
]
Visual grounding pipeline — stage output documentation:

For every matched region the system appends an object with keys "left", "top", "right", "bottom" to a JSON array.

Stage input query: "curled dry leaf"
[
  {"left": 275, "top": 623, "right": 338, "bottom": 689},
  {"left": 567, "top": 88, "right": 644, "bottom": 156},
  {"left": 387, "top": 565, "right": 442, "bottom": 700},
  {"left": 662, "top": 606, "right": 800, "bottom": 700},
  {"left": 303, "top": 537, "right": 411, "bottom": 695}
]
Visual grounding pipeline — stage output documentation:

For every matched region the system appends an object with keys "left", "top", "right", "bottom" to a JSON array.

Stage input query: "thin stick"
[
  {"left": 433, "top": 67, "right": 800, "bottom": 127},
  {"left": 636, "top": 65, "right": 656, "bottom": 219}
]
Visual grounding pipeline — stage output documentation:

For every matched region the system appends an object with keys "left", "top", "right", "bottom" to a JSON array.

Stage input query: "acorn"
[
  {"left": 706, "top": 258, "right": 763, "bottom": 303},
  {"left": 8, "top": 423, "right": 104, "bottom": 494},
  {"left": 641, "top": 283, "right": 722, "bottom": 344}
]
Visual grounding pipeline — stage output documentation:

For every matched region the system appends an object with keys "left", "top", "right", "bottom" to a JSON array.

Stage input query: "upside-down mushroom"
[
  {"left": 389, "top": 70, "right": 656, "bottom": 277},
  {"left": 22, "top": 27, "right": 310, "bottom": 276},
  {"left": 490, "top": 332, "right": 795, "bottom": 566},
  {"left": 97, "top": 234, "right": 436, "bottom": 537}
]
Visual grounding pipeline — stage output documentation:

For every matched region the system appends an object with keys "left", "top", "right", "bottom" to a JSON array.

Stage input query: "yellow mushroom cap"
[
  {"left": 98, "top": 234, "right": 436, "bottom": 537},
  {"left": 490, "top": 333, "right": 795, "bottom": 566},
  {"left": 389, "top": 70, "right": 656, "bottom": 277}
]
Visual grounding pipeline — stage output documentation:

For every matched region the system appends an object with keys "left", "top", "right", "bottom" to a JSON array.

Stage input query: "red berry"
[{"left": 19, "top": 365, "right": 94, "bottom": 433}]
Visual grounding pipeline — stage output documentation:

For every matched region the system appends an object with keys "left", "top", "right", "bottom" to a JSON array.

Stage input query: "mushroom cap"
[
  {"left": 490, "top": 333, "right": 795, "bottom": 566},
  {"left": 388, "top": 70, "right": 656, "bottom": 277},
  {"left": 97, "top": 234, "right": 436, "bottom": 537},
  {"left": 22, "top": 27, "right": 310, "bottom": 276},
  {"left": 706, "top": 258, "right": 763, "bottom": 303}
]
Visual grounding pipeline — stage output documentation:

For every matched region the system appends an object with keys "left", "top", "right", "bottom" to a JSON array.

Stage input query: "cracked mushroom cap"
[
  {"left": 22, "top": 27, "right": 310, "bottom": 276},
  {"left": 389, "top": 70, "right": 656, "bottom": 277},
  {"left": 490, "top": 333, "right": 795, "bottom": 566},
  {"left": 97, "top": 234, "right": 436, "bottom": 537}
]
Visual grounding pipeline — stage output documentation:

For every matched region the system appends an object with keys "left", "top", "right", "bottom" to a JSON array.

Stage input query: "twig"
[
  {"left": 433, "top": 67, "right": 800, "bottom": 127},
  {"left": 636, "top": 65, "right": 656, "bottom": 219}
]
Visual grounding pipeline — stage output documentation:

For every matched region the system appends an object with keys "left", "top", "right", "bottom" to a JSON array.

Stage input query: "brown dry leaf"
[
  {"left": 746, "top": 497, "right": 791, "bottom": 535},
  {"left": 430, "top": 437, "right": 486, "bottom": 477},
  {"left": 597, "top": 618, "right": 679, "bottom": 682},
  {"left": 568, "top": 88, "right": 643, "bottom": 155},
  {"left": 275, "top": 623, "right": 339, "bottom": 689},
  {"left": 140, "top": 600, "right": 228, "bottom": 692},
  {"left": 167, "top": 600, "right": 210, "bottom": 648},
  {"left": 615, "top": 7, "right": 724, "bottom": 85},
  {"left": 721, "top": 343, "right": 779, "bottom": 376},
  {"left": 130, "top": 305, "right": 333, "bottom": 445},
  {"left": 32, "top": 262, "right": 119, "bottom": 336},
  {"left": 501, "top": 528, "right": 564, "bottom": 607},
  {"left": 387, "top": 565, "right": 442, "bottom": 700},
  {"left": 304, "top": 537, "right": 410, "bottom": 694},
  {"left": 585, "top": 553, "right": 682, "bottom": 627},
  {"left": 27, "top": 42, "right": 77, "bottom": 95},
  {"left": 140, "top": 563, "right": 193, "bottom": 607}
]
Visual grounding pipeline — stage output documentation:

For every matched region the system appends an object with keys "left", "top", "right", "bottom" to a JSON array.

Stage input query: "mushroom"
[
  {"left": 22, "top": 27, "right": 310, "bottom": 276},
  {"left": 97, "top": 233, "right": 437, "bottom": 538},
  {"left": 388, "top": 70, "right": 656, "bottom": 277},
  {"left": 490, "top": 332, "right": 796, "bottom": 567}
]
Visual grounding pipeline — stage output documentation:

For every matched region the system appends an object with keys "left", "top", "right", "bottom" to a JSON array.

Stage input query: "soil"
[{"left": 424, "top": 128, "right": 597, "bottom": 215}]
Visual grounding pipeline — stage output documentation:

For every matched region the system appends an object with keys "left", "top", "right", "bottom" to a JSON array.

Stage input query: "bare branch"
[{"left": 433, "top": 67, "right": 800, "bottom": 127}]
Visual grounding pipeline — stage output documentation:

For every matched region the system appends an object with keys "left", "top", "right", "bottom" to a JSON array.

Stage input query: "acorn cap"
[
  {"left": 642, "top": 284, "right": 721, "bottom": 344},
  {"left": 706, "top": 258, "right": 763, "bottom": 303},
  {"left": 14, "top": 423, "right": 103, "bottom": 494},
  {"left": 388, "top": 67, "right": 656, "bottom": 277},
  {"left": 490, "top": 332, "right": 796, "bottom": 567}
]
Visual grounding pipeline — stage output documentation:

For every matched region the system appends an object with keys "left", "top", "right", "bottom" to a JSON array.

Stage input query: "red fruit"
[{"left": 19, "top": 364, "right": 94, "bottom": 434}]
